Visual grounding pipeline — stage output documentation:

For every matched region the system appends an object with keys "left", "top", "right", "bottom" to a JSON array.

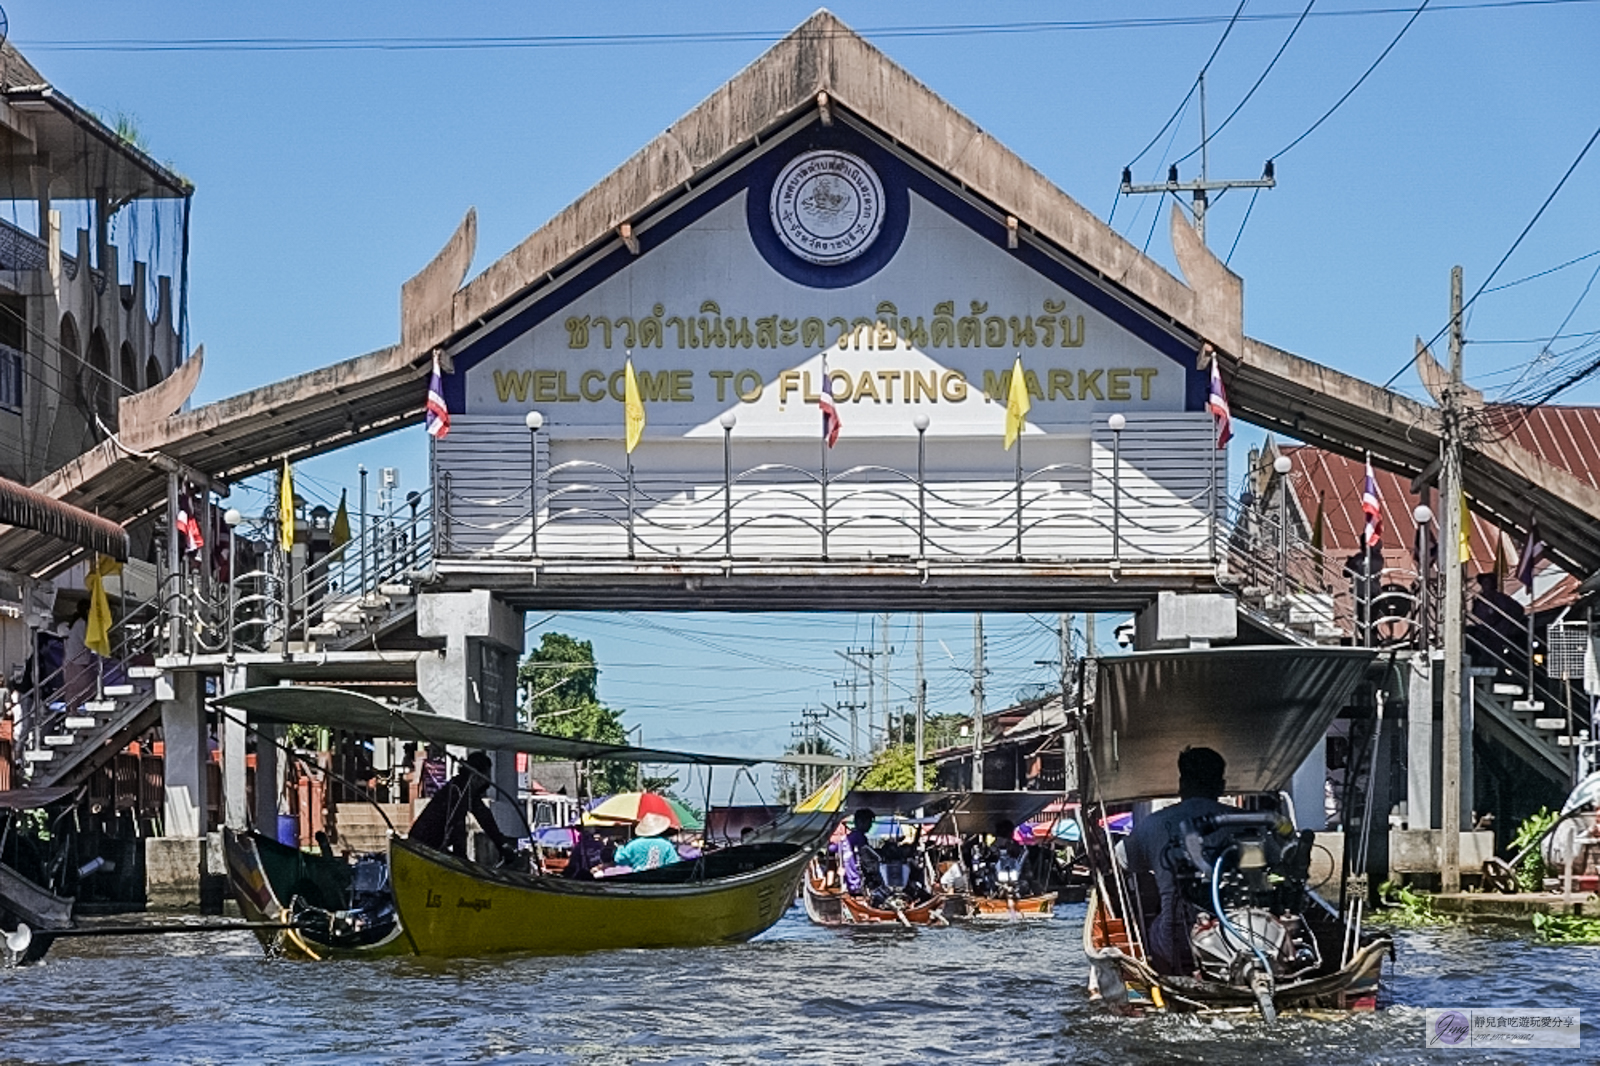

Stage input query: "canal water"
[{"left": 1, "top": 905, "right": 1596, "bottom": 1064}]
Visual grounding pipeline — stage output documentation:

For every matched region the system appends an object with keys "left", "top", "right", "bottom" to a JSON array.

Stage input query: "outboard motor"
[{"left": 1164, "top": 811, "right": 1323, "bottom": 999}]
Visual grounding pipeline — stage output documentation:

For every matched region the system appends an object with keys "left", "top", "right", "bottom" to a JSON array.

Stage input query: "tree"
[
  {"left": 858, "top": 743, "right": 918, "bottom": 791},
  {"left": 518, "top": 632, "right": 634, "bottom": 794}
]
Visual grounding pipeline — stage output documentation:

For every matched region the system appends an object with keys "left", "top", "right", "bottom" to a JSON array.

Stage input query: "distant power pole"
[
  {"left": 832, "top": 679, "right": 865, "bottom": 766},
  {"left": 1440, "top": 266, "right": 1466, "bottom": 894},
  {"left": 1059, "top": 612, "right": 1073, "bottom": 701},
  {"left": 1119, "top": 73, "right": 1276, "bottom": 244},
  {"left": 915, "top": 613, "right": 927, "bottom": 790},
  {"left": 878, "top": 611, "right": 894, "bottom": 747},
  {"left": 841, "top": 642, "right": 880, "bottom": 754},
  {"left": 972, "top": 613, "right": 987, "bottom": 791}
]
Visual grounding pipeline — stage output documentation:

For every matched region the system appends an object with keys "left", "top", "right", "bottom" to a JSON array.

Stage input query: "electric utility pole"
[
  {"left": 1119, "top": 74, "right": 1276, "bottom": 244},
  {"left": 915, "top": 613, "right": 927, "bottom": 790},
  {"left": 1440, "top": 266, "right": 1466, "bottom": 894},
  {"left": 878, "top": 611, "right": 894, "bottom": 746},
  {"left": 840, "top": 643, "right": 880, "bottom": 753},
  {"left": 832, "top": 679, "right": 865, "bottom": 766},
  {"left": 972, "top": 613, "right": 987, "bottom": 791}
]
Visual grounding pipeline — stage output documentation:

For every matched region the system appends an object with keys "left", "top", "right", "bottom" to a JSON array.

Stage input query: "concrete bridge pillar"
[
  {"left": 417, "top": 590, "right": 526, "bottom": 842},
  {"left": 147, "top": 670, "right": 208, "bottom": 908},
  {"left": 1407, "top": 652, "right": 1435, "bottom": 830}
]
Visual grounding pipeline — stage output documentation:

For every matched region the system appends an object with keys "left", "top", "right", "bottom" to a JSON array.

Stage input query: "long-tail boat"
[
  {"left": 390, "top": 811, "right": 833, "bottom": 956},
  {"left": 213, "top": 686, "right": 845, "bottom": 960},
  {"left": 1079, "top": 647, "right": 1392, "bottom": 1022}
]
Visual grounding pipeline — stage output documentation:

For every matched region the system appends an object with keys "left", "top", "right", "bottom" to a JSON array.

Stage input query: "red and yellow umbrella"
[{"left": 582, "top": 791, "right": 682, "bottom": 828}]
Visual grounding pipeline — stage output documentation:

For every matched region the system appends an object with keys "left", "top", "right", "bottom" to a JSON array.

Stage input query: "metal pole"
[
  {"left": 358, "top": 466, "right": 368, "bottom": 597},
  {"left": 1110, "top": 417, "right": 1124, "bottom": 565},
  {"left": 1441, "top": 265, "right": 1465, "bottom": 894},
  {"left": 165, "top": 471, "right": 180, "bottom": 655},
  {"left": 527, "top": 414, "right": 541, "bottom": 560},
  {"left": 227, "top": 524, "right": 237, "bottom": 662},
  {"left": 972, "top": 613, "right": 986, "bottom": 792},
  {"left": 915, "top": 416, "right": 928, "bottom": 559},
  {"left": 1279, "top": 471, "right": 1289, "bottom": 600},
  {"left": 914, "top": 613, "right": 926, "bottom": 791},
  {"left": 1209, "top": 432, "right": 1219, "bottom": 564},
  {"left": 820, "top": 433, "right": 829, "bottom": 561},
  {"left": 1015, "top": 432, "right": 1024, "bottom": 561},
  {"left": 722, "top": 418, "right": 734, "bottom": 558},
  {"left": 626, "top": 454, "right": 636, "bottom": 559}
]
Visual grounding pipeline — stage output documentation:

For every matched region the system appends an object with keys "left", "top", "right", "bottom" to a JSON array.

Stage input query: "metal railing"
[{"left": 437, "top": 448, "right": 1223, "bottom": 566}]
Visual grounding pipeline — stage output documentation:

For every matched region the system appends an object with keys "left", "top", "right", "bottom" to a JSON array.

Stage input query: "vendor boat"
[
  {"left": 801, "top": 861, "right": 844, "bottom": 925},
  {"left": 223, "top": 829, "right": 408, "bottom": 960},
  {"left": 1079, "top": 647, "right": 1392, "bottom": 1021},
  {"left": 389, "top": 812, "right": 831, "bottom": 957}
]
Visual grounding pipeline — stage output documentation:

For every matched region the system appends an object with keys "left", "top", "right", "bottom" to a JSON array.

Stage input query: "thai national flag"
[
  {"left": 820, "top": 358, "right": 841, "bottom": 448},
  {"left": 1361, "top": 457, "right": 1383, "bottom": 548},
  {"left": 425, "top": 353, "right": 451, "bottom": 439},
  {"left": 1206, "top": 358, "right": 1232, "bottom": 448}
]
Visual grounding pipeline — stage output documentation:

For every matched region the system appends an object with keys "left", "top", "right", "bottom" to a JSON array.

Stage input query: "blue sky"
[{"left": 12, "top": 2, "right": 1599, "bottom": 772}]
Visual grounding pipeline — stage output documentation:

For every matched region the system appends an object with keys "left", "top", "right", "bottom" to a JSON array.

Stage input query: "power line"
[
  {"left": 1383, "top": 116, "right": 1600, "bottom": 389},
  {"left": 1174, "top": 0, "right": 1316, "bottom": 167},
  {"left": 1272, "top": 0, "right": 1431, "bottom": 160},
  {"left": 18, "top": 1, "right": 1593, "bottom": 53},
  {"left": 1482, "top": 248, "right": 1600, "bottom": 293},
  {"left": 1123, "top": 0, "right": 1250, "bottom": 172}
]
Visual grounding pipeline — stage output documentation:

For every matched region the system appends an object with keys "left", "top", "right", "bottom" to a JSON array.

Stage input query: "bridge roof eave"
[
  {"left": 416, "top": 10, "right": 1236, "bottom": 364},
  {"left": 1232, "top": 336, "right": 1600, "bottom": 578}
]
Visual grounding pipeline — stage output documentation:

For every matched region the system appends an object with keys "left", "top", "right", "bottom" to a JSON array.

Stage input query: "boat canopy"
[
  {"left": 841, "top": 791, "right": 956, "bottom": 817},
  {"left": 1088, "top": 647, "right": 1377, "bottom": 804},
  {"left": 214, "top": 687, "right": 848, "bottom": 767},
  {"left": 930, "top": 791, "right": 1058, "bottom": 835},
  {"left": 0, "top": 786, "right": 79, "bottom": 810}
]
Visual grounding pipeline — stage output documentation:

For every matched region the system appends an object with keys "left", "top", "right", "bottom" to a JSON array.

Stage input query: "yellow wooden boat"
[{"left": 390, "top": 830, "right": 819, "bottom": 957}]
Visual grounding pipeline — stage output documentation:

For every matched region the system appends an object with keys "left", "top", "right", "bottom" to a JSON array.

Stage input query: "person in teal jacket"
[{"left": 612, "top": 812, "right": 681, "bottom": 871}]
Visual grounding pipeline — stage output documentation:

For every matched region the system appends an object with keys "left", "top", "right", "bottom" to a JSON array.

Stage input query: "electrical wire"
[
  {"left": 1383, "top": 116, "right": 1600, "bottom": 389},
  {"left": 1272, "top": 0, "right": 1431, "bottom": 160},
  {"left": 1225, "top": 186, "right": 1263, "bottom": 265},
  {"left": 1124, "top": 0, "right": 1250, "bottom": 171},
  {"left": 1174, "top": 0, "right": 1316, "bottom": 167},
  {"left": 22, "top": 2, "right": 1591, "bottom": 53}
]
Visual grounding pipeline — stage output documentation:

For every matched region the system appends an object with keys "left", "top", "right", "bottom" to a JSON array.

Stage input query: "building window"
[{"left": 0, "top": 344, "right": 20, "bottom": 410}]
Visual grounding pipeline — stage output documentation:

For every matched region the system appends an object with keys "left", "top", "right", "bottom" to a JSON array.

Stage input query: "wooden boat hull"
[
  {"left": 838, "top": 891, "right": 946, "bottom": 927},
  {"left": 1083, "top": 887, "right": 1389, "bottom": 1014},
  {"left": 803, "top": 872, "right": 844, "bottom": 926},
  {"left": 223, "top": 829, "right": 409, "bottom": 960},
  {"left": 389, "top": 836, "right": 811, "bottom": 957},
  {"left": 963, "top": 892, "right": 1058, "bottom": 920},
  {"left": 0, "top": 860, "right": 73, "bottom": 931}
]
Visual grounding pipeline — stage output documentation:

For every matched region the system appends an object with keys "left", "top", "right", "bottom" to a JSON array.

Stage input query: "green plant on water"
[
  {"left": 1509, "top": 807, "right": 1560, "bottom": 892},
  {"left": 1530, "top": 912, "right": 1600, "bottom": 944},
  {"left": 1371, "top": 880, "right": 1452, "bottom": 926}
]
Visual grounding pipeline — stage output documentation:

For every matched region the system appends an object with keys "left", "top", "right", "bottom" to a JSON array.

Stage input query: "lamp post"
[
  {"left": 223, "top": 508, "right": 241, "bottom": 661},
  {"left": 1108, "top": 413, "right": 1125, "bottom": 565},
  {"left": 913, "top": 413, "right": 929, "bottom": 559},
  {"left": 1413, "top": 504, "right": 1434, "bottom": 651},
  {"left": 525, "top": 410, "right": 543, "bottom": 560},
  {"left": 1274, "top": 453, "right": 1292, "bottom": 600},
  {"left": 720, "top": 410, "right": 737, "bottom": 559}
]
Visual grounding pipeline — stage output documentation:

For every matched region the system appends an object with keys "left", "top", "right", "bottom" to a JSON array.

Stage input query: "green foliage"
[
  {"left": 1530, "top": 912, "right": 1600, "bottom": 944},
  {"left": 858, "top": 743, "right": 918, "bottom": 791},
  {"left": 1372, "top": 880, "right": 1453, "bottom": 926},
  {"left": 1510, "top": 807, "right": 1560, "bottom": 892},
  {"left": 518, "top": 632, "right": 632, "bottom": 794}
]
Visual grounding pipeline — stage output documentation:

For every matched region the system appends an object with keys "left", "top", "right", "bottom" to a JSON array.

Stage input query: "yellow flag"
[
  {"left": 331, "top": 489, "right": 351, "bottom": 549},
  {"left": 278, "top": 459, "right": 295, "bottom": 552},
  {"left": 1458, "top": 493, "right": 1471, "bottom": 564},
  {"left": 623, "top": 358, "right": 646, "bottom": 454},
  {"left": 795, "top": 768, "right": 847, "bottom": 813},
  {"left": 1004, "top": 355, "right": 1031, "bottom": 450},
  {"left": 84, "top": 555, "right": 122, "bottom": 657}
]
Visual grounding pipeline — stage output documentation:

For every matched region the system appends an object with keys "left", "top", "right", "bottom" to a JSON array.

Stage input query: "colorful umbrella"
[{"left": 582, "top": 791, "right": 681, "bottom": 829}]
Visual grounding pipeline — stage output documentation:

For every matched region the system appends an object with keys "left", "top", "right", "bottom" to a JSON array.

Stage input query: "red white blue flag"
[
  {"left": 1206, "top": 357, "right": 1232, "bottom": 448},
  {"left": 820, "top": 358, "right": 841, "bottom": 448},
  {"left": 1361, "top": 456, "right": 1383, "bottom": 548},
  {"left": 425, "top": 353, "right": 450, "bottom": 439}
]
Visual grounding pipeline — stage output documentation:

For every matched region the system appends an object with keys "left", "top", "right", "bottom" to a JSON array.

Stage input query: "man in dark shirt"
[{"left": 407, "top": 751, "right": 516, "bottom": 862}]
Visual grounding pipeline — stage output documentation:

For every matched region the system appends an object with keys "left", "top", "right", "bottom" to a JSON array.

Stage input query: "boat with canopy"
[
  {"left": 1079, "top": 647, "right": 1392, "bottom": 1021},
  {"left": 212, "top": 686, "right": 843, "bottom": 959}
]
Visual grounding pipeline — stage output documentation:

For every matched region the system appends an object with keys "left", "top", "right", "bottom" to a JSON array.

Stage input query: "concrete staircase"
[
  {"left": 1470, "top": 666, "right": 1577, "bottom": 789},
  {"left": 22, "top": 672, "right": 162, "bottom": 789}
]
